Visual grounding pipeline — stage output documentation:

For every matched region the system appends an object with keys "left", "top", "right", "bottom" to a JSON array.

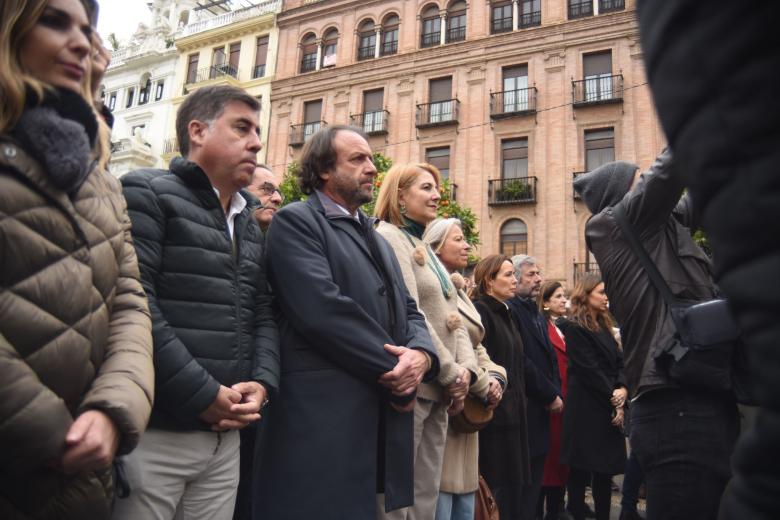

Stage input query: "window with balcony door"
[
  {"left": 500, "top": 219, "right": 528, "bottom": 256},
  {"left": 362, "top": 89, "right": 384, "bottom": 133},
  {"left": 300, "top": 33, "right": 317, "bottom": 73},
  {"left": 585, "top": 128, "right": 615, "bottom": 171},
  {"left": 254, "top": 36, "right": 269, "bottom": 78},
  {"left": 502, "top": 65, "right": 529, "bottom": 112},
  {"left": 108, "top": 92, "right": 117, "bottom": 111},
  {"left": 211, "top": 46, "right": 226, "bottom": 78},
  {"left": 186, "top": 53, "right": 199, "bottom": 84},
  {"left": 381, "top": 14, "right": 399, "bottom": 56},
  {"left": 421, "top": 5, "right": 441, "bottom": 48},
  {"left": 446, "top": 1, "right": 466, "bottom": 43},
  {"left": 321, "top": 29, "right": 338, "bottom": 68},
  {"left": 228, "top": 42, "right": 240, "bottom": 75},
  {"left": 502, "top": 138, "right": 529, "bottom": 179},
  {"left": 426, "top": 147, "right": 450, "bottom": 180},
  {"left": 583, "top": 51, "right": 613, "bottom": 102},
  {"left": 125, "top": 87, "right": 134, "bottom": 108},
  {"left": 303, "top": 100, "right": 323, "bottom": 139},
  {"left": 519, "top": 0, "right": 541, "bottom": 28},
  {"left": 429, "top": 77, "right": 453, "bottom": 123},
  {"left": 357, "top": 20, "right": 376, "bottom": 61},
  {"left": 138, "top": 76, "right": 151, "bottom": 105},
  {"left": 568, "top": 0, "right": 593, "bottom": 19},
  {"left": 491, "top": 1, "right": 512, "bottom": 34},
  {"left": 155, "top": 80, "right": 164, "bottom": 101}
]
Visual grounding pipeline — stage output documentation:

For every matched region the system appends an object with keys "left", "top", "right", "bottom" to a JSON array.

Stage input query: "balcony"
[
  {"left": 488, "top": 177, "right": 538, "bottom": 206},
  {"left": 300, "top": 54, "right": 317, "bottom": 73},
  {"left": 573, "top": 262, "right": 601, "bottom": 284},
  {"left": 357, "top": 46, "right": 375, "bottom": 61},
  {"left": 519, "top": 10, "right": 542, "bottom": 28},
  {"left": 572, "top": 171, "right": 587, "bottom": 200},
  {"left": 381, "top": 40, "right": 398, "bottom": 56},
  {"left": 568, "top": 0, "right": 593, "bottom": 19},
  {"left": 490, "top": 87, "right": 537, "bottom": 119},
  {"left": 491, "top": 16, "right": 513, "bottom": 34},
  {"left": 572, "top": 74, "right": 624, "bottom": 107},
  {"left": 163, "top": 137, "right": 179, "bottom": 156},
  {"left": 185, "top": 65, "right": 239, "bottom": 87},
  {"left": 446, "top": 26, "right": 466, "bottom": 43},
  {"left": 350, "top": 110, "right": 389, "bottom": 136},
  {"left": 416, "top": 99, "right": 459, "bottom": 128},
  {"left": 421, "top": 32, "right": 440, "bottom": 48},
  {"left": 180, "top": 0, "right": 281, "bottom": 37},
  {"left": 290, "top": 121, "right": 326, "bottom": 147},
  {"left": 252, "top": 64, "right": 266, "bottom": 79},
  {"left": 599, "top": 0, "right": 625, "bottom": 13}
]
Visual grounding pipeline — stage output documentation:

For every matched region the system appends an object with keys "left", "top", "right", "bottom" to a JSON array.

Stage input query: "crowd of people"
[{"left": 2, "top": 1, "right": 776, "bottom": 520}]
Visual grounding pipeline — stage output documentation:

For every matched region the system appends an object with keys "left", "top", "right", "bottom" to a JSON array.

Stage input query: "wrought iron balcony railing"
[
  {"left": 381, "top": 40, "right": 398, "bottom": 56},
  {"left": 300, "top": 54, "right": 317, "bottom": 73},
  {"left": 350, "top": 110, "right": 389, "bottom": 135},
  {"left": 490, "top": 87, "right": 537, "bottom": 119},
  {"left": 289, "top": 121, "right": 326, "bottom": 147},
  {"left": 573, "top": 262, "right": 601, "bottom": 283},
  {"left": 572, "top": 74, "right": 624, "bottom": 107},
  {"left": 357, "top": 45, "right": 375, "bottom": 61},
  {"left": 185, "top": 65, "right": 239, "bottom": 85},
  {"left": 421, "top": 32, "right": 440, "bottom": 48},
  {"left": 568, "top": 0, "right": 593, "bottom": 19},
  {"left": 572, "top": 171, "right": 587, "bottom": 200},
  {"left": 163, "top": 137, "right": 179, "bottom": 156},
  {"left": 519, "top": 10, "right": 542, "bottom": 28},
  {"left": 599, "top": 0, "right": 625, "bottom": 13},
  {"left": 491, "top": 16, "right": 513, "bottom": 34},
  {"left": 488, "top": 177, "right": 538, "bottom": 205},
  {"left": 446, "top": 26, "right": 466, "bottom": 43},
  {"left": 252, "top": 64, "right": 266, "bottom": 79},
  {"left": 416, "top": 99, "right": 459, "bottom": 128}
]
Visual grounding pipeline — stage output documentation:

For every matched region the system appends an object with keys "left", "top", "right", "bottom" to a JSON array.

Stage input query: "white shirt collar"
[{"left": 213, "top": 187, "right": 247, "bottom": 241}]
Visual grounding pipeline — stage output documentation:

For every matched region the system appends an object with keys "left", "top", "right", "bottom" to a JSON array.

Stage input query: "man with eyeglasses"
[{"left": 246, "top": 164, "right": 283, "bottom": 232}]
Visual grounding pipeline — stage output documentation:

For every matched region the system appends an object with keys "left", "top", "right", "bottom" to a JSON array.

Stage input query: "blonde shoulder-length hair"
[
  {"left": 0, "top": 0, "right": 110, "bottom": 169},
  {"left": 374, "top": 162, "right": 442, "bottom": 226}
]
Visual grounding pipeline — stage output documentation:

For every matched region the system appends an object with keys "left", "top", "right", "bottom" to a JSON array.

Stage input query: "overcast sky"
[{"left": 96, "top": 0, "right": 152, "bottom": 44}]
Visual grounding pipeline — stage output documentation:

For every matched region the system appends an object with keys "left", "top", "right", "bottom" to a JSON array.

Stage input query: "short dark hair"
[
  {"left": 298, "top": 125, "right": 368, "bottom": 194},
  {"left": 175, "top": 85, "right": 260, "bottom": 157}
]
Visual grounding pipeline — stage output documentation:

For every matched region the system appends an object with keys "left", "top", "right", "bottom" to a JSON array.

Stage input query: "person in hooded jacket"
[
  {"left": 0, "top": 1, "right": 154, "bottom": 518},
  {"left": 573, "top": 150, "right": 739, "bottom": 520}
]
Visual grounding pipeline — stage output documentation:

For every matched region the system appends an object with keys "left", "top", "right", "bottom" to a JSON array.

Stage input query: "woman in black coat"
[
  {"left": 472, "top": 255, "right": 531, "bottom": 520},
  {"left": 558, "top": 273, "right": 628, "bottom": 520}
]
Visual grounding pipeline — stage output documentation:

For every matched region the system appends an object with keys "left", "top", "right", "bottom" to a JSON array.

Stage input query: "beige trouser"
[
  {"left": 112, "top": 428, "right": 240, "bottom": 520},
  {"left": 378, "top": 397, "right": 448, "bottom": 520}
]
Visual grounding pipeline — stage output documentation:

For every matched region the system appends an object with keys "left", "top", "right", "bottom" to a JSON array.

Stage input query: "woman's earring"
[
  {"left": 400, "top": 203, "right": 407, "bottom": 215},
  {"left": 543, "top": 306, "right": 550, "bottom": 311}
]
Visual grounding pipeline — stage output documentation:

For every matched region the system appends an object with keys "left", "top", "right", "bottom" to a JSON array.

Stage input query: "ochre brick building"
[{"left": 265, "top": 0, "right": 665, "bottom": 285}]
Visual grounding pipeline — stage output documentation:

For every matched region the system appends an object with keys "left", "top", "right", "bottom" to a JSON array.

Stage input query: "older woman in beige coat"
[
  {"left": 424, "top": 218, "right": 506, "bottom": 520},
  {"left": 375, "top": 164, "right": 478, "bottom": 520}
]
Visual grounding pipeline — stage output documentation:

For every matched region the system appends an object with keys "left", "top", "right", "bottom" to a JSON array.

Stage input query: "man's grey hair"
[{"left": 511, "top": 254, "right": 537, "bottom": 280}]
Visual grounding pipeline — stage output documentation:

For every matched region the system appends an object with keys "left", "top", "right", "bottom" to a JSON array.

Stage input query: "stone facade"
[{"left": 265, "top": 0, "right": 665, "bottom": 285}]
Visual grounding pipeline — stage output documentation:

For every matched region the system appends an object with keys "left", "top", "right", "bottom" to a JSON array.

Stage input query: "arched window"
[
  {"left": 300, "top": 33, "right": 317, "bottom": 73},
  {"left": 357, "top": 20, "right": 376, "bottom": 60},
  {"left": 500, "top": 219, "right": 528, "bottom": 256},
  {"left": 420, "top": 5, "right": 441, "bottom": 48},
  {"left": 381, "top": 14, "right": 399, "bottom": 56},
  {"left": 321, "top": 29, "right": 338, "bottom": 68},
  {"left": 446, "top": 1, "right": 467, "bottom": 43}
]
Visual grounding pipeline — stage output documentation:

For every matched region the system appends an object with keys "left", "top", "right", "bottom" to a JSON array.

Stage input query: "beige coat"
[
  {"left": 439, "top": 288, "right": 507, "bottom": 494},
  {"left": 376, "top": 222, "right": 477, "bottom": 401},
  {"left": 0, "top": 137, "right": 154, "bottom": 517}
]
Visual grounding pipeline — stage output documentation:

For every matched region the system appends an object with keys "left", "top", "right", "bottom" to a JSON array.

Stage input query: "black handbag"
[{"left": 613, "top": 205, "right": 754, "bottom": 404}]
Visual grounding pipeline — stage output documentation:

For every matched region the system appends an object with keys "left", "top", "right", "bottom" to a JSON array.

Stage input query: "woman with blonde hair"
[
  {"left": 0, "top": 1, "right": 154, "bottom": 517},
  {"left": 423, "top": 218, "right": 506, "bottom": 520},
  {"left": 375, "top": 164, "right": 478, "bottom": 520},
  {"left": 557, "top": 274, "right": 627, "bottom": 520}
]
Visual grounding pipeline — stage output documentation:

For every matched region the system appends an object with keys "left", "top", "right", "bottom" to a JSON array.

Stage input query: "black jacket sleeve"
[{"left": 251, "top": 249, "right": 280, "bottom": 397}]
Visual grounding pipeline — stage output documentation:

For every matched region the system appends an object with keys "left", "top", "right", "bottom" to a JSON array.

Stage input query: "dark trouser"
[
  {"left": 538, "top": 485, "right": 565, "bottom": 520},
  {"left": 568, "top": 468, "right": 611, "bottom": 520},
  {"left": 637, "top": 2, "right": 780, "bottom": 518},
  {"left": 233, "top": 425, "right": 256, "bottom": 520},
  {"left": 519, "top": 454, "right": 546, "bottom": 520},
  {"left": 629, "top": 389, "right": 739, "bottom": 520},
  {"left": 621, "top": 450, "right": 644, "bottom": 512}
]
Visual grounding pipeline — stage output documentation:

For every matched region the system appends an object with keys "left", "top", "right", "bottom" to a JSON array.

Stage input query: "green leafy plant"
[{"left": 501, "top": 178, "right": 534, "bottom": 201}]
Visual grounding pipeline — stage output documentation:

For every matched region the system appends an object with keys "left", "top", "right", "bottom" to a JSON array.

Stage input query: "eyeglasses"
[{"left": 258, "top": 182, "right": 284, "bottom": 201}]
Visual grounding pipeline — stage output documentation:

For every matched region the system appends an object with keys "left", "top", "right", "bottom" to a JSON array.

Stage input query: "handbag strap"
[{"left": 612, "top": 205, "right": 678, "bottom": 307}]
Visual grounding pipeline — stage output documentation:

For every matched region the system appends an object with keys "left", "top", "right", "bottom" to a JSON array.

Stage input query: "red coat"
[{"left": 542, "top": 320, "right": 570, "bottom": 486}]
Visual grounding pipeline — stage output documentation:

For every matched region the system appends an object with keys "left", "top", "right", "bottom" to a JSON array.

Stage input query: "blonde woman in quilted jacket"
[
  {"left": 375, "top": 163, "right": 479, "bottom": 520},
  {"left": 0, "top": 1, "right": 154, "bottom": 518}
]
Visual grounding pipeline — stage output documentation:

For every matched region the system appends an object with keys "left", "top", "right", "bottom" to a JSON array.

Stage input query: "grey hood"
[{"left": 574, "top": 161, "right": 639, "bottom": 214}]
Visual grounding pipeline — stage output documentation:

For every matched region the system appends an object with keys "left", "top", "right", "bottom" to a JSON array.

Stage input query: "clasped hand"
[{"left": 199, "top": 382, "right": 267, "bottom": 431}]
